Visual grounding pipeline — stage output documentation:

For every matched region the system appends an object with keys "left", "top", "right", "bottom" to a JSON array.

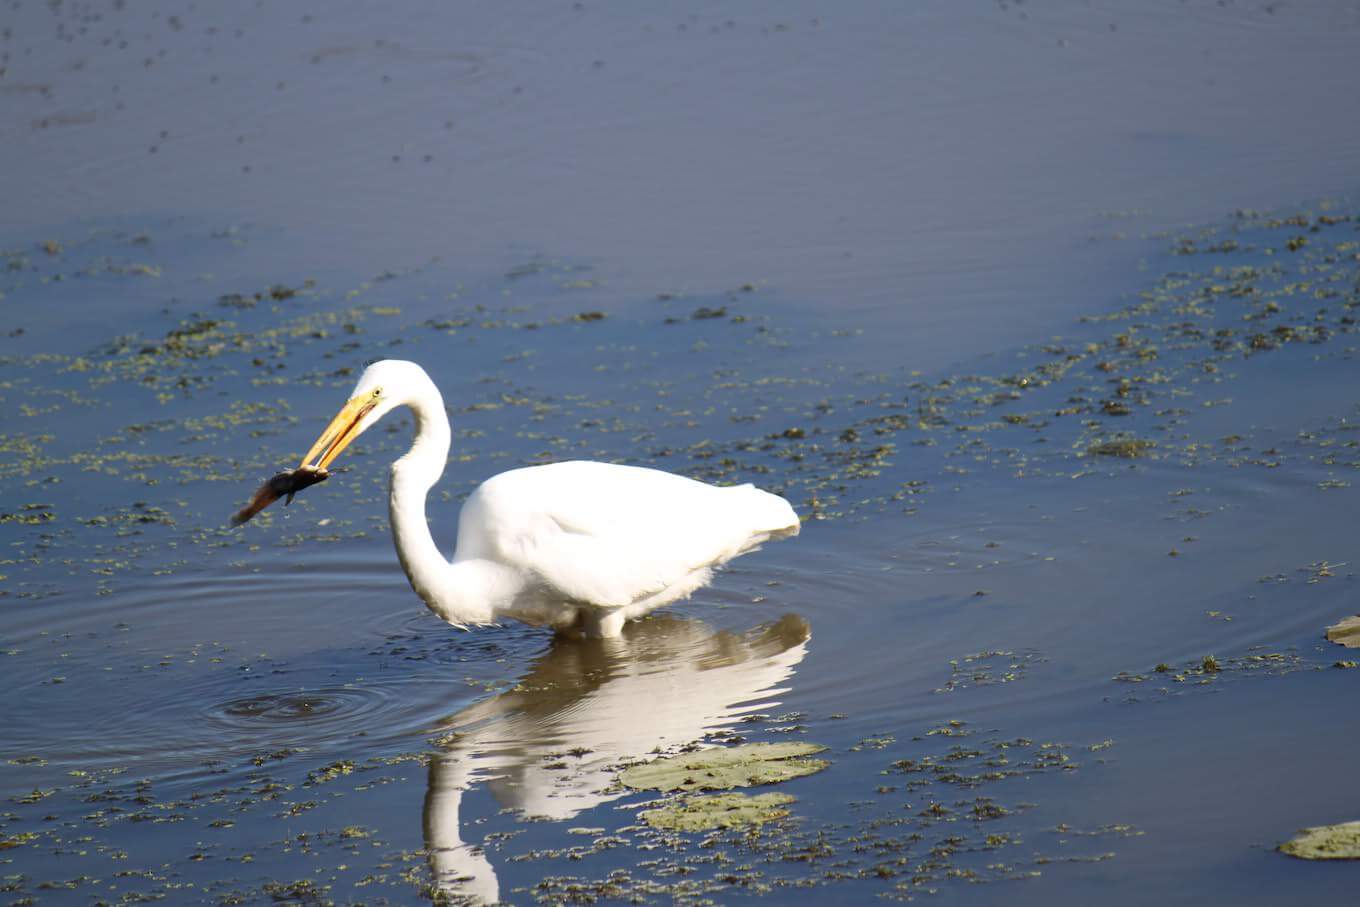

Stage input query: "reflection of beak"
[{"left": 300, "top": 396, "right": 376, "bottom": 470}]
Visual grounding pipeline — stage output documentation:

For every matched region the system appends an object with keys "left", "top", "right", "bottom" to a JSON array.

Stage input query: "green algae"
[
  {"left": 3, "top": 204, "right": 1359, "bottom": 904},
  {"left": 10, "top": 201, "right": 1353, "bottom": 590},
  {"left": 0, "top": 830, "right": 40, "bottom": 849},
  {"left": 639, "top": 791, "right": 797, "bottom": 831},
  {"left": 522, "top": 723, "right": 1104, "bottom": 904},
  {"left": 619, "top": 742, "right": 829, "bottom": 793},
  {"left": 1325, "top": 616, "right": 1360, "bottom": 648},
  {"left": 1279, "top": 820, "right": 1360, "bottom": 860},
  {"left": 1086, "top": 438, "right": 1155, "bottom": 458},
  {"left": 305, "top": 760, "right": 356, "bottom": 786},
  {"left": 261, "top": 878, "right": 332, "bottom": 902},
  {"left": 0, "top": 503, "right": 55, "bottom": 525},
  {"left": 1114, "top": 648, "right": 1304, "bottom": 692}
]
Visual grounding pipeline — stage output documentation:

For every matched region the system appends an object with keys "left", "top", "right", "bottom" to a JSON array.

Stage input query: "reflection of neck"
[{"left": 423, "top": 754, "right": 500, "bottom": 904}]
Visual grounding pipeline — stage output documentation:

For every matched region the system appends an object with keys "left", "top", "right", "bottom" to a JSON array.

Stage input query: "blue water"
[{"left": 3, "top": 3, "right": 1360, "bottom": 904}]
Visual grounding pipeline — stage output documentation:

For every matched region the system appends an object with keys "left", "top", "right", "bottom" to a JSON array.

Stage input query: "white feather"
[{"left": 333, "top": 361, "right": 800, "bottom": 637}]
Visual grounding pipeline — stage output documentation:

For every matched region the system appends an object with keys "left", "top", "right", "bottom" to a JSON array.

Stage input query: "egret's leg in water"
[{"left": 578, "top": 608, "right": 627, "bottom": 639}]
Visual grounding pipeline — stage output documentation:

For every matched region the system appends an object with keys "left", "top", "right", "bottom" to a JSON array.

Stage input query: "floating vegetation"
[
  {"left": 639, "top": 791, "right": 797, "bottom": 831},
  {"left": 0, "top": 503, "right": 54, "bottom": 524},
  {"left": 886, "top": 735, "right": 1078, "bottom": 790},
  {"left": 3, "top": 202, "right": 1359, "bottom": 903},
  {"left": 3, "top": 203, "right": 1359, "bottom": 594},
  {"left": 0, "top": 830, "right": 40, "bottom": 850},
  {"left": 1325, "top": 616, "right": 1360, "bottom": 648},
  {"left": 936, "top": 650, "right": 1045, "bottom": 694},
  {"left": 1279, "top": 821, "right": 1360, "bottom": 860},
  {"left": 305, "top": 759, "right": 357, "bottom": 786},
  {"left": 1087, "top": 438, "right": 1155, "bottom": 458},
  {"left": 517, "top": 727, "right": 1099, "bottom": 903},
  {"left": 1112, "top": 648, "right": 1305, "bottom": 695},
  {"left": 619, "top": 742, "right": 829, "bottom": 793}
]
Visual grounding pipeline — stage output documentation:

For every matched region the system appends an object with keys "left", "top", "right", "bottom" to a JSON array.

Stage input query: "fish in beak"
[
  {"left": 230, "top": 392, "right": 377, "bottom": 527},
  {"left": 230, "top": 466, "right": 329, "bottom": 526}
]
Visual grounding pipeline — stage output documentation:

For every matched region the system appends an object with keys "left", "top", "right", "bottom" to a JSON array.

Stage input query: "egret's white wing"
[{"left": 456, "top": 461, "right": 797, "bottom": 610}]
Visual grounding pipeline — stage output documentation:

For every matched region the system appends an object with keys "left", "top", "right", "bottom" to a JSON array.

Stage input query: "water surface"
[{"left": 3, "top": 2, "right": 1360, "bottom": 905}]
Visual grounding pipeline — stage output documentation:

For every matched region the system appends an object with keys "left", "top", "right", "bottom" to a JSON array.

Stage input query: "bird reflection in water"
[{"left": 423, "top": 613, "right": 812, "bottom": 903}]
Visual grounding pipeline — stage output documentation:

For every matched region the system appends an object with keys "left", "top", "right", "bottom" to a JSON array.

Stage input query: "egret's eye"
[{"left": 372, "top": 388, "right": 382, "bottom": 399}]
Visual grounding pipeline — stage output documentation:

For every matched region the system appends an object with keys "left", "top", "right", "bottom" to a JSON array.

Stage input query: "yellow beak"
[{"left": 300, "top": 395, "right": 377, "bottom": 470}]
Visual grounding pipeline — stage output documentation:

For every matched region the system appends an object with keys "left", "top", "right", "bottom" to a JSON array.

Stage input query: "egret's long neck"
[
  {"left": 387, "top": 378, "right": 516, "bottom": 627},
  {"left": 388, "top": 381, "right": 461, "bottom": 616}
]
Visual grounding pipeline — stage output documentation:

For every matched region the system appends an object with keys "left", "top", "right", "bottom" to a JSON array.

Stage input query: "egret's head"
[{"left": 300, "top": 360, "right": 428, "bottom": 470}]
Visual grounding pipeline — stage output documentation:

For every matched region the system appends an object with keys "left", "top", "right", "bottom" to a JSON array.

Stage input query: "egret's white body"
[{"left": 302, "top": 361, "right": 799, "bottom": 637}]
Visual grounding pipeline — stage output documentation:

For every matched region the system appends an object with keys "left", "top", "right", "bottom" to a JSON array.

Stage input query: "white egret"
[{"left": 296, "top": 360, "right": 800, "bottom": 638}]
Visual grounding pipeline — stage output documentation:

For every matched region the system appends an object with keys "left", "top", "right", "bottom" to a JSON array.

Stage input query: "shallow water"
[{"left": 4, "top": 3, "right": 1360, "bottom": 905}]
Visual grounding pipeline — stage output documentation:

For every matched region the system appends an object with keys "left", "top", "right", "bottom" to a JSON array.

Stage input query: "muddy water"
[{"left": 4, "top": 3, "right": 1360, "bottom": 905}]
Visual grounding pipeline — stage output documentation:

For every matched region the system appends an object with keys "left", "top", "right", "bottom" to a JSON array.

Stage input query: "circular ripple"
[{"left": 210, "top": 688, "right": 381, "bottom": 724}]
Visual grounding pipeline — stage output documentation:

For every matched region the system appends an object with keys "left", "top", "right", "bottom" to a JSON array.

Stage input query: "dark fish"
[{"left": 231, "top": 465, "right": 329, "bottom": 526}]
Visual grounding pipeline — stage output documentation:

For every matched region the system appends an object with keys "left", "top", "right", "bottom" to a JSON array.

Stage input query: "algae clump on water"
[
  {"left": 640, "top": 792, "right": 797, "bottom": 831},
  {"left": 1325, "top": 616, "right": 1360, "bottom": 649},
  {"left": 1279, "top": 820, "right": 1360, "bottom": 860},
  {"left": 1086, "top": 438, "right": 1155, "bottom": 458},
  {"left": 620, "top": 742, "right": 829, "bottom": 793}
]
